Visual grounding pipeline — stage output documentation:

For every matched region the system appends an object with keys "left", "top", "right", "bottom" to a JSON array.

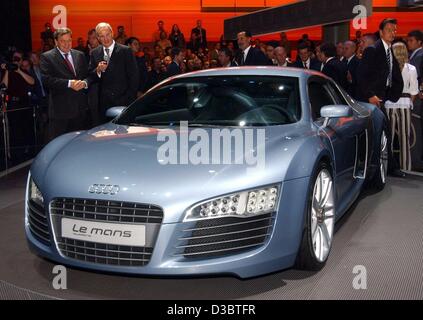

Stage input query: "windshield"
[{"left": 115, "top": 75, "right": 302, "bottom": 127}]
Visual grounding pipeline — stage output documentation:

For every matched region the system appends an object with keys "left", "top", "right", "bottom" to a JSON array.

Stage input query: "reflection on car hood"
[{"left": 34, "top": 122, "right": 315, "bottom": 223}]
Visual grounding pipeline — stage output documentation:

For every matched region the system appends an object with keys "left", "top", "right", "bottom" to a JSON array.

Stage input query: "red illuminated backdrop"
[{"left": 29, "top": 0, "right": 423, "bottom": 50}]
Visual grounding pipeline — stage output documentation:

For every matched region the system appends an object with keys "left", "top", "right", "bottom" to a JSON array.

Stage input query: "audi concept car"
[{"left": 25, "top": 67, "right": 387, "bottom": 278}]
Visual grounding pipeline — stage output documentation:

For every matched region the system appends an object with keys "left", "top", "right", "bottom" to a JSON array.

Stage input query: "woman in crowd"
[
  {"left": 385, "top": 42, "right": 420, "bottom": 171},
  {"left": 169, "top": 24, "right": 185, "bottom": 48}
]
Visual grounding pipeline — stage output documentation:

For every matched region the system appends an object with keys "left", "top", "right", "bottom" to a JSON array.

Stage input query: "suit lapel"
[{"left": 53, "top": 48, "right": 75, "bottom": 77}]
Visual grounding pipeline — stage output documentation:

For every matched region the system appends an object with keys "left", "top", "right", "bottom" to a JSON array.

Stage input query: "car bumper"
[{"left": 25, "top": 177, "right": 309, "bottom": 278}]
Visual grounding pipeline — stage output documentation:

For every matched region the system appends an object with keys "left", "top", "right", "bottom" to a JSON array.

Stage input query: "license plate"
[{"left": 61, "top": 218, "right": 146, "bottom": 246}]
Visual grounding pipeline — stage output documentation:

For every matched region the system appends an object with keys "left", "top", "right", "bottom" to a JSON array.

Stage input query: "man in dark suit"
[
  {"left": 293, "top": 43, "right": 321, "bottom": 71},
  {"left": 40, "top": 28, "right": 90, "bottom": 140},
  {"left": 218, "top": 47, "right": 237, "bottom": 67},
  {"left": 320, "top": 42, "right": 348, "bottom": 90},
  {"left": 146, "top": 57, "right": 166, "bottom": 91},
  {"left": 191, "top": 20, "right": 207, "bottom": 51},
  {"left": 343, "top": 40, "right": 360, "bottom": 98},
  {"left": 357, "top": 18, "right": 405, "bottom": 176},
  {"left": 166, "top": 47, "right": 185, "bottom": 78},
  {"left": 89, "top": 22, "right": 139, "bottom": 122},
  {"left": 274, "top": 46, "right": 293, "bottom": 67},
  {"left": 236, "top": 31, "right": 270, "bottom": 66}
]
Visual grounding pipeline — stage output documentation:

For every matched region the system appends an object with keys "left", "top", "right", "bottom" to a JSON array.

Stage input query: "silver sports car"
[{"left": 25, "top": 67, "right": 387, "bottom": 278}]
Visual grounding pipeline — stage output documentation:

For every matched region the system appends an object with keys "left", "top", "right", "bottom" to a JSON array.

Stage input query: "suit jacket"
[
  {"left": 166, "top": 61, "right": 181, "bottom": 78},
  {"left": 40, "top": 48, "right": 89, "bottom": 119},
  {"left": 322, "top": 57, "right": 348, "bottom": 90},
  {"left": 238, "top": 47, "right": 271, "bottom": 66},
  {"left": 293, "top": 58, "right": 322, "bottom": 72},
  {"left": 345, "top": 55, "right": 360, "bottom": 98},
  {"left": 357, "top": 39, "right": 404, "bottom": 103},
  {"left": 410, "top": 48, "right": 423, "bottom": 84},
  {"left": 89, "top": 43, "right": 139, "bottom": 111},
  {"left": 191, "top": 27, "right": 207, "bottom": 49}
]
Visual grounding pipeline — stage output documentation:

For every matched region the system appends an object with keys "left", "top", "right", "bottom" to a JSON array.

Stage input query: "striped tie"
[{"left": 386, "top": 48, "right": 392, "bottom": 87}]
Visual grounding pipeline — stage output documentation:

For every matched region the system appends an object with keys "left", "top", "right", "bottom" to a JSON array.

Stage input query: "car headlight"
[
  {"left": 184, "top": 185, "right": 279, "bottom": 221},
  {"left": 29, "top": 177, "right": 44, "bottom": 206}
]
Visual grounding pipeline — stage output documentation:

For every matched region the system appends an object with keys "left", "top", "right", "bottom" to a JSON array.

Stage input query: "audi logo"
[{"left": 88, "top": 184, "right": 120, "bottom": 195}]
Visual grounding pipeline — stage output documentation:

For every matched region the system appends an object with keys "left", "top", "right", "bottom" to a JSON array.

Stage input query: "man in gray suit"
[
  {"left": 407, "top": 30, "right": 423, "bottom": 160},
  {"left": 41, "top": 27, "right": 90, "bottom": 140}
]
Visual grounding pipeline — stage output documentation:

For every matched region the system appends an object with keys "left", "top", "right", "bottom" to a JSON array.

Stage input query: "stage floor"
[{"left": 1, "top": 167, "right": 423, "bottom": 300}]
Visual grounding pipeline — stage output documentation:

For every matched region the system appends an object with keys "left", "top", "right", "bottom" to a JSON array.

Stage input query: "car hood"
[{"left": 33, "top": 122, "right": 316, "bottom": 223}]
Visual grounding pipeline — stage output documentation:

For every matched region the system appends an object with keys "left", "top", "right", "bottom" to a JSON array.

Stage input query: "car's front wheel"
[{"left": 296, "top": 162, "right": 335, "bottom": 271}]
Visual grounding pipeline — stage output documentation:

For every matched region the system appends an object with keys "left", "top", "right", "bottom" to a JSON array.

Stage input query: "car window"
[
  {"left": 326, "top": 81, "right": 349, "bottom": 105},
  {"left": 327, "top": 79, "right": 370, "bottom": 117},
  {"left": 308, "top": 81, "right": 336, "bottom": 120},
  {"left": 115, "top": 76, "right": 302, "bottom": 127}
]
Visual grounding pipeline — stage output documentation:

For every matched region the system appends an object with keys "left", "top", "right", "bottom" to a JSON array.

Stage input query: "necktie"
[
  {"left": 64, "top": 53, "right": 76, "bottom": 76},
  {"left": 104, "top": 48, "right": 110, "bottom": 63},
  {"left": 387, "top": 48, "right": 392, "bottom": 87},
  {"left": 303, "top": 61, "right": 308, "bottom": 69},
  {"left": 241, "top": 51, "right": 245, "bottom": 66}
]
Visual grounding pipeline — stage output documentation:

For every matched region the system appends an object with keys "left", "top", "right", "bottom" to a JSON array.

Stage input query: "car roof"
[{"left": 172, "top": 66, "right": 328, "bottom": 81}]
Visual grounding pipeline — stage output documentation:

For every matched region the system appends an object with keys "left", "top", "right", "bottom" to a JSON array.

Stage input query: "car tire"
[
  {"left": 369, "top": 129, "right": 388, "bottom": 191},
  {"left": 295, "top": 162, "right": 335, "bottom": 271}
]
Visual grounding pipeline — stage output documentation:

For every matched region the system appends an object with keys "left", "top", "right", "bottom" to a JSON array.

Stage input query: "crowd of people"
[{"left": 0, "top": 18, "right": 422, "bottom": 174}]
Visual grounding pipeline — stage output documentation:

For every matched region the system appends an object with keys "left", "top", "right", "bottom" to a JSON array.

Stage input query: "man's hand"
[
  {"left": 96, "top": 61, "right": 108, "bottom": 73},
  {"left": 70, "top": 80, "right": 86, "bottom": 91},
  {"left": 0, "top": 63, "right": 6, "bottom": 71},
  {"left": 368, "top": 95, "right": 382, "bottom": 108},
  {"left": 347, "top": 71, "right": 352, "bottom": 83}
]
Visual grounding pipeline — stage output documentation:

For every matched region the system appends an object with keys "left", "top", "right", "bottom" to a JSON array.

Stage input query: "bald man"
[{"left": 343, "top": 40, "right": 360, "bottom": 98}]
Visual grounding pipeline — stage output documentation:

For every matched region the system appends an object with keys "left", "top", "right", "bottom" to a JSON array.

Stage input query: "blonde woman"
[{"left": 385, "top": 42, "right": 419, "bottom": 171}]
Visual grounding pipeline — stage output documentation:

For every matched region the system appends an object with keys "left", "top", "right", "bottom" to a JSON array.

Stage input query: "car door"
[
  {"left": 308, "top": 77, "right": 362, "bottom": 204},
  {"left": 326, "top": 80, "right": 371, "bottom": 181}
]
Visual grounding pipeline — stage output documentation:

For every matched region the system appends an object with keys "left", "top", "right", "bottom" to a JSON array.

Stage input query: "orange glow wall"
[{"left": 29, "top": 0, "right": 423, "bottom": 51}]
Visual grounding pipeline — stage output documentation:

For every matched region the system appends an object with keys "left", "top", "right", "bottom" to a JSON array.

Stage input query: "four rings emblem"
[{"left": 88, "top": 184, "right": 120, "bottom": 195}]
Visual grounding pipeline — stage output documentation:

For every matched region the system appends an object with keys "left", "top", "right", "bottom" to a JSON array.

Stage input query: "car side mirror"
[
  {"left": 106, "top": 106, "right": 126, "bottom": 119},
  {"left": 320, "top": 105, "right": 352, "bottom": 127}
]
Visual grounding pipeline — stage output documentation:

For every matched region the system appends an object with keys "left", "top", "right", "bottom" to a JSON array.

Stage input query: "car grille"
[
  {"left": 57, "top": 239, "right": 153, "bottom": 267},
  {"left": 177, "top": 213, "right": 275, "bottom": 259},
  {"left": 27, "top": 199, "right": 50, "bottom": 245},
  {"left": 50, "top": 198, "right": 163, "bottom": 267}
]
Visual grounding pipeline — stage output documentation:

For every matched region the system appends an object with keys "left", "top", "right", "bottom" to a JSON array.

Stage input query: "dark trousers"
[{"left": 48, "top": 115, "right": 85, "bottom": 142}]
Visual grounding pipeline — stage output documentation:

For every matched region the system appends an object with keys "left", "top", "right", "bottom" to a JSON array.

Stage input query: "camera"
[{"left": 6, "top": 63, "right": 18, "bottom": 71}]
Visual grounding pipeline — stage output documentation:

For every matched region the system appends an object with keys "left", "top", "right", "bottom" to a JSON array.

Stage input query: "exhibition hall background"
[{"left": 28, "top": 0, "right": 423, "bottom": 50}]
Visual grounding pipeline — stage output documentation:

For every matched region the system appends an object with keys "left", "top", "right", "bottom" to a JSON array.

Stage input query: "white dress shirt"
[
  {"left": 98, "top": 40, "right": 116, "bottom": 78},
  {"left": 242, "top": 45, "right": 252, "bottom": 64},
  {"left": 381, "top": 39, "right": 393, "bottom": 87},
  {"left": 57, "top": 48, "right": 76, "bottom": 88}
]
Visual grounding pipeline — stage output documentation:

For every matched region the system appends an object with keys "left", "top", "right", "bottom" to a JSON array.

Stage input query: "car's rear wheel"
[
  {"left": 296, "top": 162, "right": 335, "bottom": 271},
  {"left": 370, "top": 130, "right": 388, "bottom": 191}
]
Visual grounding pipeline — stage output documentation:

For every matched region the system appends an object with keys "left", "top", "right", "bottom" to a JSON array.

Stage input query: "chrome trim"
[
  {"left": 175, "top": 243, "right": 264, "bottom": 257},
  {"left": 182, "top": 216, "right": 274, "bottom": 232},
  {"left": 176, "top": 233, "right": 271, "bottom": 249},
  {"left": 178, "top": 225, "right": 271, "bottom": 241}
]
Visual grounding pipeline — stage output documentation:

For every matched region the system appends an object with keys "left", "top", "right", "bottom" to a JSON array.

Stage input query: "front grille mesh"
[
  {"left": 51, "top": 198, "right": 163, "bottom": 267},
  {"left": 51, "top": 198, "right": 163, "bottom": 224},
  {"left": 27, "top": 200, "right": 50, "bottom": 245},
  {"left": 178, "top": 213, "right": 275, "bottom": 258},
  {"left": 57, "top": 239, "right": 153, "bottom": 266}
]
